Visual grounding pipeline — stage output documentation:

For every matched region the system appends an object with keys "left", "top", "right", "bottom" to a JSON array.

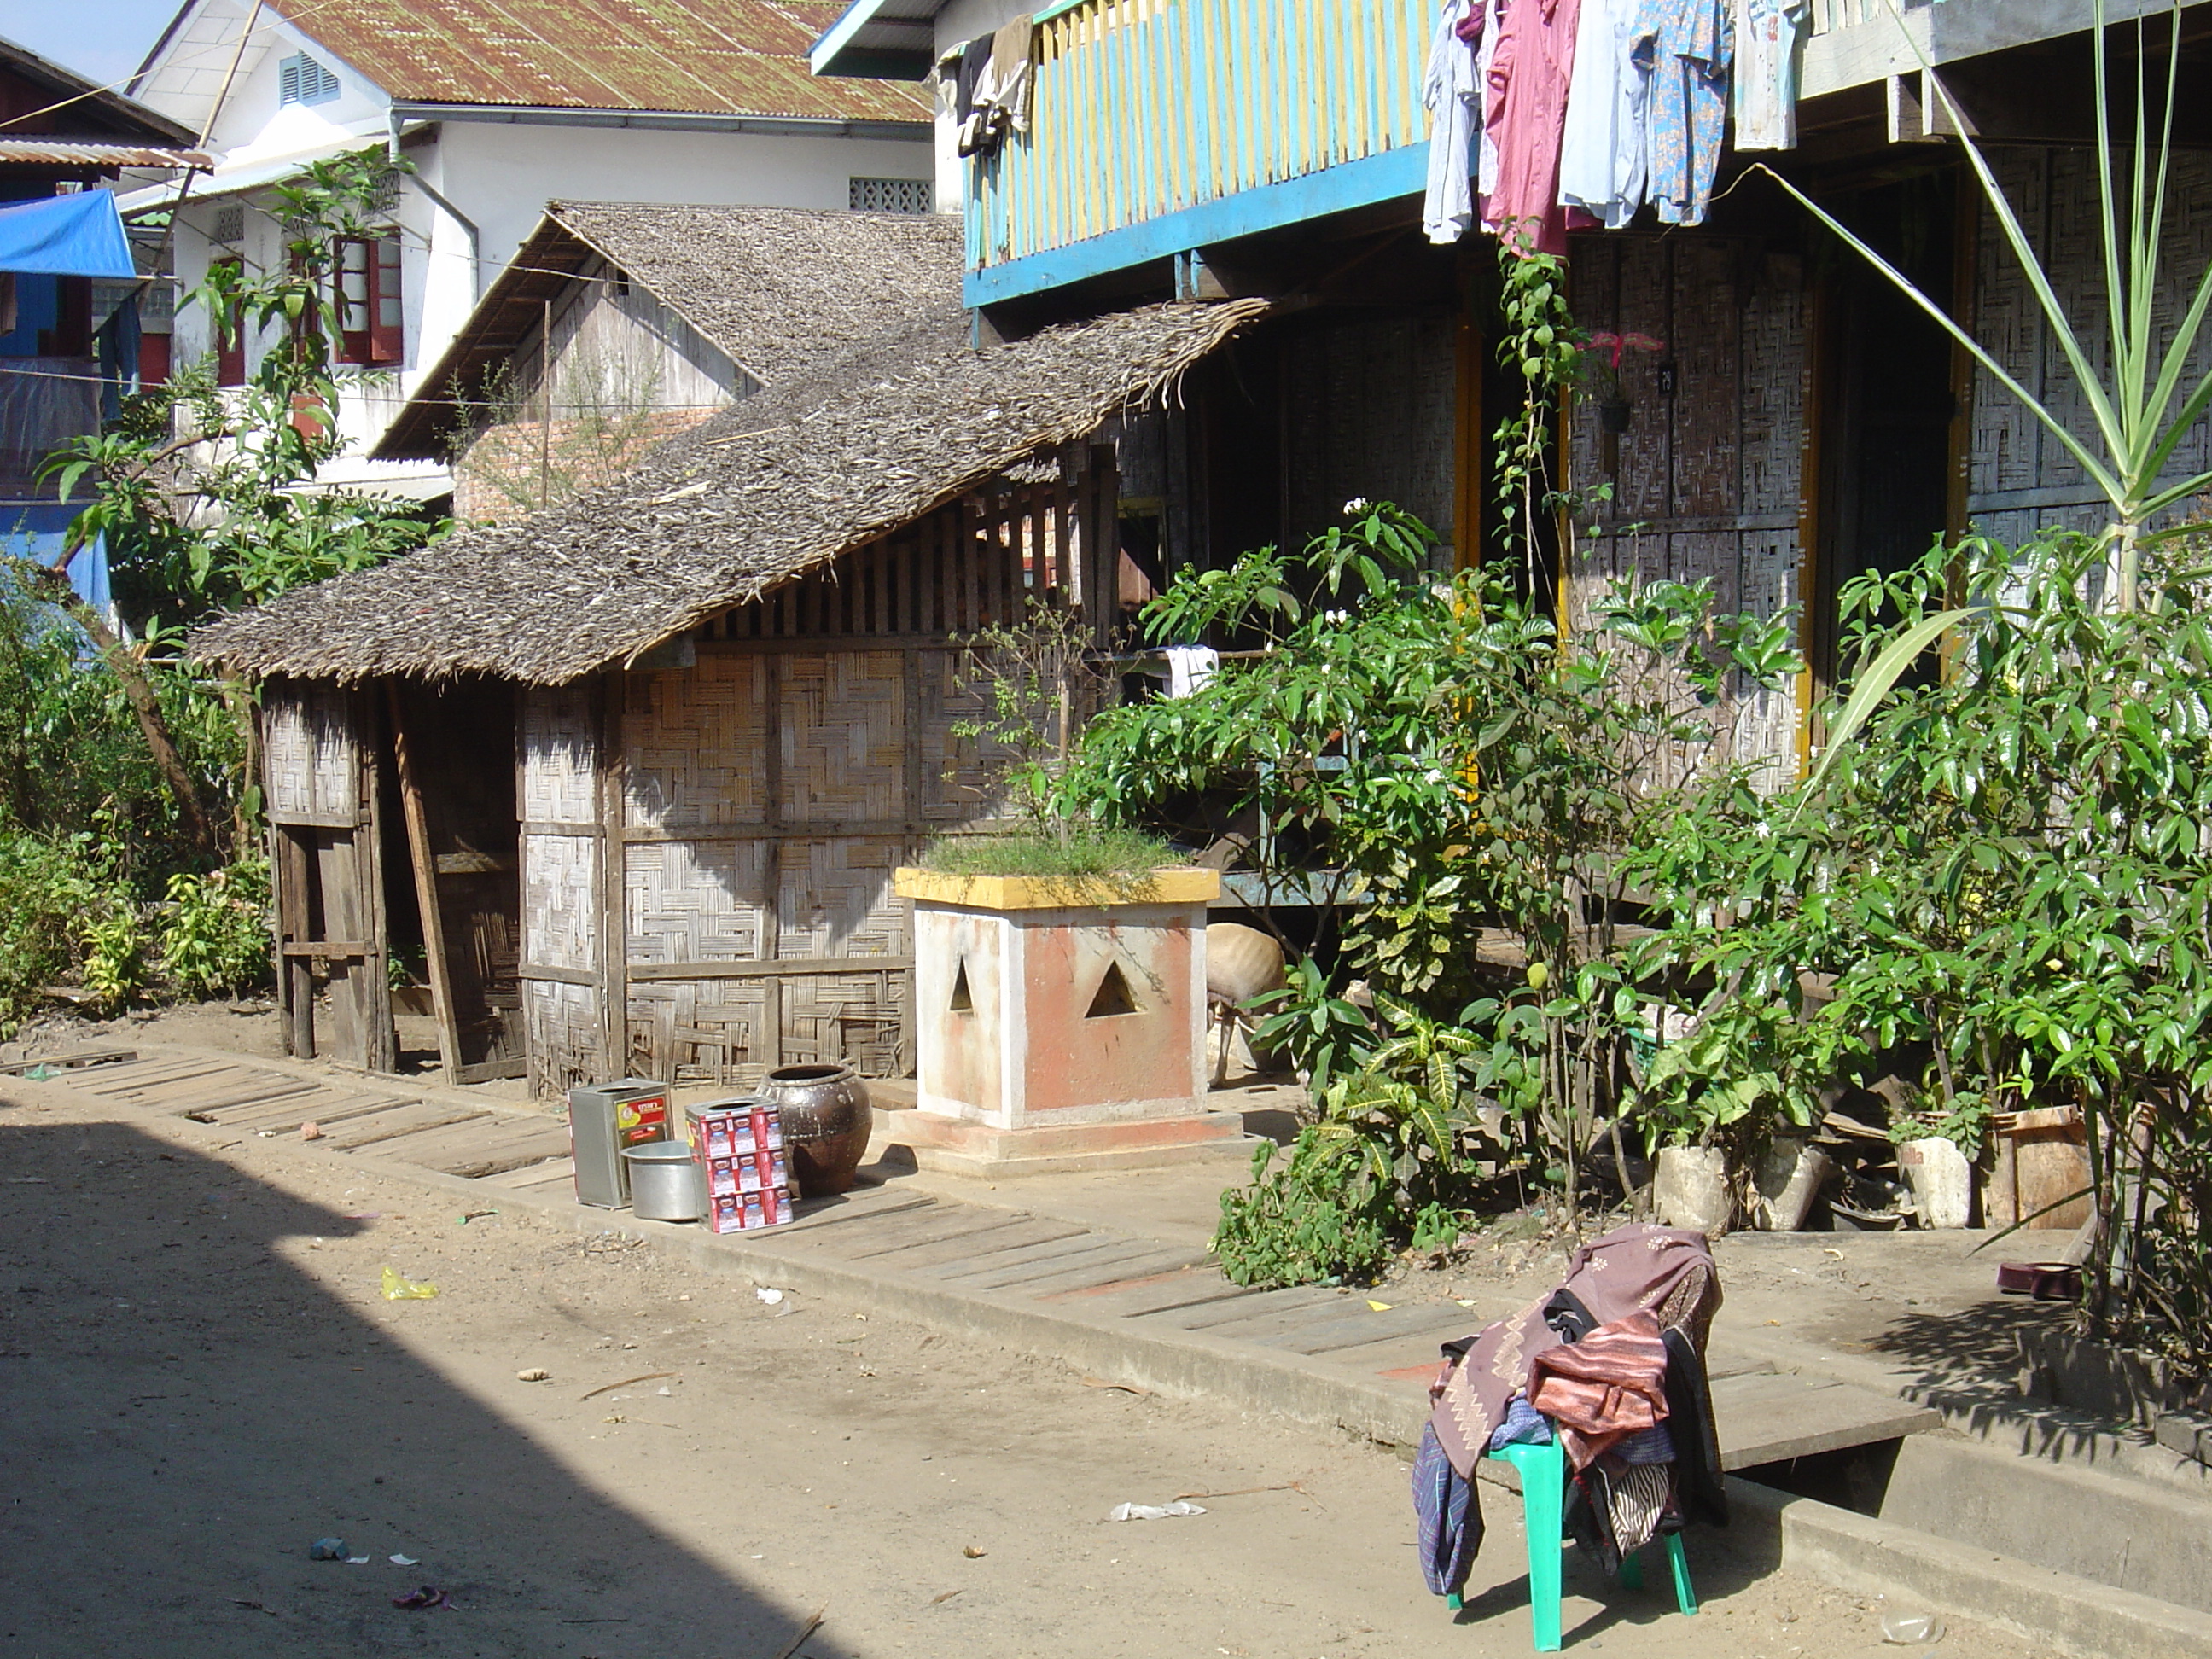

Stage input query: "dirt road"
[{"left": 0, "top": 1080, "right": 2029, "bottom": 1658}]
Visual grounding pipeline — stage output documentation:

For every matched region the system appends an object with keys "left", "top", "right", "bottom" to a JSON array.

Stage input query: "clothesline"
[{"left": 1423, "top": 0, "right": 1806, "bottom": 256}]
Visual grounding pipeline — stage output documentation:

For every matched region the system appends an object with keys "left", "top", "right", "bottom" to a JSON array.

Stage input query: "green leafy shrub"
[
  {"left": 0, "top": 831, "right": 134, "bottom": 1033},
  {"left": 80, "top": 909, "right": 148, "bottom": 1013},
  {"left": 919, "top": 826, "right": 1178, "bottom": 880},
  {"left": 159, "top": 859, "right": 271, "bottom": 997}
]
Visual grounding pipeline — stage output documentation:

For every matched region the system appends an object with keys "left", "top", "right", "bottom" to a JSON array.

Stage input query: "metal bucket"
[{"left": 622, "top": 1140, "right": 706, "bottom": 1222}]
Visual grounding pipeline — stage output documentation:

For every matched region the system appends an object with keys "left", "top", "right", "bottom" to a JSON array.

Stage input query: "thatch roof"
[
  {"left": 195, "top": 299, "right": 1268, "bottom": 685},
  {"left": 371, "top": 202, "right": 961, "bottom": 461}
]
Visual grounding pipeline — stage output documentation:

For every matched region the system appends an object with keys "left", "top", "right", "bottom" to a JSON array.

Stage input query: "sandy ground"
[{"left": 0, "top": 1076, "right": 2041, "bottom": 1659}]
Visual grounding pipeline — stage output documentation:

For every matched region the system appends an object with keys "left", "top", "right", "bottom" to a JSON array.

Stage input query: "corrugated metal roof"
[
  {"left": 0, "top": 141, "right": 213, "bottom": 168},
  {"left": 277, "top": 0, "right": 931, "bottom": 122}
]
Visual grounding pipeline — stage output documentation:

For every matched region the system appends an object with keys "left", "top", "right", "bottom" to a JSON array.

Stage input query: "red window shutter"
[
  {"left": 369, "top": 236, "right": 403, "bottom": 366},
  {"left": 212, "top": 256, "right": 244, "bottom": 385},
  {"left": 138, "top": 331, "right": 172, "bottom": 387},
  {"left": 334, "top": 236, "right": 371, "bottom": 364}
]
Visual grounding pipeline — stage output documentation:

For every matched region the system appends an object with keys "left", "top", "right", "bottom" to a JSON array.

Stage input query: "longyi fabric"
[
  {"left": 1525, "top": 1307, "right": 1671, "bottom": 1468},
  {"left": 1412, "top": 1420, "right": 1482, "bottom": 1597}
]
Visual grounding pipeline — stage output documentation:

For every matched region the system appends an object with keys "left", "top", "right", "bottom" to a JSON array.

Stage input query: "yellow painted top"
[{"left": 893, "top": 866, "right": 1220, "bottom": 911}]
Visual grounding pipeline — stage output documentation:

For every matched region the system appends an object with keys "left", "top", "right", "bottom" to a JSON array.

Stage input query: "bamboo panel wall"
[
  {"left": 620, "top": 449, "right": 1121, "bottom": 1086},
  {"left": 1966, "top": 147, "right": 2212, "bottom": 551},
  {"left": 265, "top": 683, "right": 361, "bottom": 821},
  {"left": 520, "top": 683, "right": 612, "bottom": 1095},
  {"left": 969, "top": 0, "right": 1431, "bottom": 271},
  {"left": 1281, "top": 309, "right": 1459, "bottom": 558},
  {"left": 1565, "top": 236, "right": 1809, "bottom": 794}
]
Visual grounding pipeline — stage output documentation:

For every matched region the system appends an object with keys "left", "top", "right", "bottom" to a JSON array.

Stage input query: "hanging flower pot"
[{"left": 1598, "top": 397, "right": 1634, "bottom": 434}]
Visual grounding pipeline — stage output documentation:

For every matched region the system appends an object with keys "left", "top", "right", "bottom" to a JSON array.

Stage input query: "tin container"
[
  {"left": 622, "top": 1140, "right": 706, "bottom": 1222},
  {"left": 568, "top": 1078, "right": 671, "bottom": 1208}
]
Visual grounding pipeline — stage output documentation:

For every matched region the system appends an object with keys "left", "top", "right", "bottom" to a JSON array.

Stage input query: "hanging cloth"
[
  {"left": 1730, "top": 0, "right": 1806, "bottom": 150},
  {"left": 0, "top": 189, "right": 135, "bottom": 278},
  {"left": 1480, "top": 0, "right": 1586, "bottom": 255},
  {"left": 1629, "top": 0, "right": 1732, "bottom": 225},
  {"left": 958, "top": 17, "right": 1036, "bottom": 158},
  {"left": 1422, "top": 0, "right": 1481, "bottom": 243},
  {"left": 1557, "top": 0, "right": 1650, "bottom": 227}
]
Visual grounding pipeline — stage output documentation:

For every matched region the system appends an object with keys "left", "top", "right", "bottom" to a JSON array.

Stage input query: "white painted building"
[{"left": 125, "top": 0, "right": 936, "bottom": 498}]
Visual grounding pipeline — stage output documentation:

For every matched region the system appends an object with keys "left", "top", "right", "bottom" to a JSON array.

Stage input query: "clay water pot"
[{"left": 761, "top": 1063, "right": 872, "bottom": 1196}]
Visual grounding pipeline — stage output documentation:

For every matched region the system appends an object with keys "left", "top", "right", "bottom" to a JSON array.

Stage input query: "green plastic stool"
[{"left": 1443, "top": 1429, "right": 1697, "bottom": 1652}]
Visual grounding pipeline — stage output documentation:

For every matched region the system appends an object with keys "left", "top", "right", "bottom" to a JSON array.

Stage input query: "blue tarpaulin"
[{"left": 0, "top": 190, "right": 134, "bottom": 278}]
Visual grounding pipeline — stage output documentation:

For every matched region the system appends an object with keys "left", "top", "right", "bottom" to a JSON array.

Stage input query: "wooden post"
[
  {"left": 387, "top": 684, "right": 463, "bottom": 1084},
  {"left": 538, "top": 297, "right": 555, "bottom": 509}
]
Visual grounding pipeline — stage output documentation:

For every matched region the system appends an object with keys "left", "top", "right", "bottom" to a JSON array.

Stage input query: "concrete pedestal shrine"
[{"left": 886, "top": 866, "right": 1251, "bottom": 1176}]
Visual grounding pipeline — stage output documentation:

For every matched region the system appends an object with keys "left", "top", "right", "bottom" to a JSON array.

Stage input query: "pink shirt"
[{"left": 1481, "top": 0, "right": 1585, "bottom": 254}]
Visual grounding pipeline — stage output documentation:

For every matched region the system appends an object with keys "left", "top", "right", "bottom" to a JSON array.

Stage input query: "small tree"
[{"left": 36, "top": 148, "right": 446, "bottom": 851}]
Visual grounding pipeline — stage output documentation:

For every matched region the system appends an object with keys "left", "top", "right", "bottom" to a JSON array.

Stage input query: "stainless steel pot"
[{"left": 622, "top": 1139, "right": 706, "bottom": 1221}]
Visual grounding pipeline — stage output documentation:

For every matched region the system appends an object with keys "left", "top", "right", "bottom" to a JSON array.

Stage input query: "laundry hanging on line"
[{"left": 1422, "top": 0, "right": 1807, "bottom": 249}]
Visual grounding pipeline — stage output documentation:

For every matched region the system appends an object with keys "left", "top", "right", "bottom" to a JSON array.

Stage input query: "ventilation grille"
[
  {"left": 849, "top": 176, "right": 933, "bottom": 214},
  {"left": 278, "top": 52, "right": 341, "bottom": 107},
  {"left": 212, "top": 204, "right": 244, "bottom": 245}
]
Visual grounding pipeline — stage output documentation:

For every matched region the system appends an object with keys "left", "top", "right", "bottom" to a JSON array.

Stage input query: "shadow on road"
[{"left": 0, "top": 1116, "right": 841, "bottom": 1657}]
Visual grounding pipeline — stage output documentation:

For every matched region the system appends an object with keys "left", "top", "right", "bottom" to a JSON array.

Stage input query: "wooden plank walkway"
[{"left": 18, "top": 1044, "right": 1939, "bottom": 1471}]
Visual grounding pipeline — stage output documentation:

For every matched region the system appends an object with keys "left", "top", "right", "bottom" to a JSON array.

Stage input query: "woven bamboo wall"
[
  {"left": 1566, "top": 236, "right": 1808, "bottom": 793},
  {"left": 1967, "top": 148, "right": 2212, "bottom": 551},
  {"left": 519, "top": 682, "right": 611, "bottom": 1096},
  {"left": 1283, "top": 308, "right": 1459, "bottom": 557},
  {"left": 620, "top": 446, "right": 1119, "bottom": 1086}
]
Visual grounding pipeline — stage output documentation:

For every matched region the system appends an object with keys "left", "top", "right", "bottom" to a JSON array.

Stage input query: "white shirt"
[
  {"left": 1732, "top": 0, "right": 1806, "bottom": 150},
  {"left": 1423, "top": 0, "right": 1480, "bottom": 245},
  {"left": 1557, "top": 0, "right": 1649, "bottom": 228}
]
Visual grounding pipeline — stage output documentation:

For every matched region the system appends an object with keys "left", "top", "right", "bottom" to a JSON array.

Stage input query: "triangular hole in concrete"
[
  {"left": 1085, "top": 960, "right": 1139, "bottom": 1018},
  {"left": 948, "top": 959, "right": 974, "bottom": 1013}
]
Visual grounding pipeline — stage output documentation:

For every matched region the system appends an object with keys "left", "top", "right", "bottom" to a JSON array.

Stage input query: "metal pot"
[
  {"left": 760, "top": 1063, "right": 872, "bottom": 1196},
  {"left": 622, "top": 1140, "right": 706, "bottom": 1221}
]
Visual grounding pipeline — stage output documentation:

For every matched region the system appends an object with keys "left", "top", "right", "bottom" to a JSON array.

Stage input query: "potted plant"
[{"left": 1582, "top": 330, "right": 1666, "bottom": 434}]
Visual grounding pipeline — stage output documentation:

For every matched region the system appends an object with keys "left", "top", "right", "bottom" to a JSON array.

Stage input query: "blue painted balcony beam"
[{"left": 963, "top": 143, "right": 1427, "bottom": 307}]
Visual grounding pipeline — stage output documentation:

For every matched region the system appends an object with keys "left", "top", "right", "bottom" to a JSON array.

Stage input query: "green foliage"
[
  {"left": 1630, "top": 527, "right": 2212, "bottom": 1371},
  {"left": 0, "top": 831, "right": 135, "bottom": 1034},
  {"left": 43, "top": 148, "right": 446, "bottom": 629},
  {"left": 1248, "top": 956, "right": 1374, "bottom": 1097},
  {"left": 159, "top": 860, "right": 272, "bottom": 998},
  {"left": 80, "top": 910, "right": 149, "bottom": 1014},
  {"left": 946, "top": 596, "right": 1109, "bottom": 841}
]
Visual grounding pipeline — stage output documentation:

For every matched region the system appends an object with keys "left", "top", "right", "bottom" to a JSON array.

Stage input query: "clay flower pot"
[
  {"left": 1598, "top": 397, "right": 1634, "bottom": 434},
  {"left": 761, "top": 1063, "right": 873, "bottom": 1196}
]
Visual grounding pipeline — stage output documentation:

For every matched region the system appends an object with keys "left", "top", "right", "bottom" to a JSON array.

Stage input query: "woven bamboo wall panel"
[
  {"left": 914, "top": 646, "right": 1016, "bottom": 822},
  {"left": 782, "top": 967, "right": 909, "bottom": 1077},
  {"left": 623, "top": 653, "right": 769, "bottom": 831},
  {"left": 526, "top": 978, "right": 605, "bottom": 1097},
  {"left": 1740, "top": 256, "right": 1806, "bottom": 515},
  {"left": 1567, "top": 235, "right": 1808, "bottom": 792},
  {"left": 523, "top": 833, "right": 599, "bottom": 973},
  {"left": 521, "top": 684, "right": 599, "bottom": 824},
  {"left": 1669, "top": 241, "right": 1741, "bottom": 517},
  {"left": 264, "top": 682, "right": 360, "bottom": 820},
  {"left": 780, "top": 652, "right": 907, "bottom": 824},
  {"left": 626, "top": 981, "right": 765, "bottom": 1084},
  {"left": 624, "top": 838, "right": 771, "bottom": 964},
  {"left": 774, "top": 835, "right": 910, "bottom": 961},
  {"left": 1969, "top": 148, "right": 2212, "bottom": 515},
  {"left": 1283, "top": 310, "right": 1458, "bottom": 550}
]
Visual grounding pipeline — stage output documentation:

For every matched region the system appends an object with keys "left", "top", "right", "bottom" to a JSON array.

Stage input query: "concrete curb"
[{"left": 1725, "top": 1477, "right": 2212, "bottom": 1659}]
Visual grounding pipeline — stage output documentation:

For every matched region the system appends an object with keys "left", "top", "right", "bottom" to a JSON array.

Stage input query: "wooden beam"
[
  {"left": 626, "top": 956, "right": 916, "bottom": 983},
  {"left": 387, "top": 685, "right": 464, "bottom": 1086}
]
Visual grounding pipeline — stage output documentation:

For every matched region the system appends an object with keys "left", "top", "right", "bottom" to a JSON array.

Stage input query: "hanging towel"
[
  {"left": 1730, "top": 0, "right": 1806, "bottom": 149},
  {"left": 1557, "top": 0, "right": 1649, "bottom": 227},
  {"left": 1481, "top": 0, "right": 1586, "bottom": 254},
  {"left": 1163, "top": 644, "right": 1218, "bottom": 698},
  {"left": 1423, "top": 0, "right": 1481, "bottom": 244},
  {"left": 1630, "top": 0, "right": 1732, "bottom": 225}
]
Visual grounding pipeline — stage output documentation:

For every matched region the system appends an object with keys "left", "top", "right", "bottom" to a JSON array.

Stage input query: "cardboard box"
[{"left": 707, "top": 1182, "right": 795, "bottom": 1234}]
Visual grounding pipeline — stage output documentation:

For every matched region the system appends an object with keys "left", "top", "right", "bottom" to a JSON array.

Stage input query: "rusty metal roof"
[
  {"left": 0, "top": 141, "right": 212, "bottom": 168},
  {"left": 277, "top": 0, "right": 931, "bottom": 122}
]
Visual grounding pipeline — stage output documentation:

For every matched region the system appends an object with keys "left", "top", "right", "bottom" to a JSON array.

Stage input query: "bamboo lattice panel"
[
  {"left": 264, "top": 682, "right": 360, "bottom": 821},
  {"left": 520, "top": 684, "right": 605, "bottom": 1092},
  {"left": 625, "top": 838, "right": 771, "bottom": 964},
  {"left": 616, "top": 463, "right": 1116, "bottom": 1082},
  {"left": 1282, "top": 310, "right": 1458, "bottom": 556},
  {"left": 1967, "top": 148, "right": 2212, "bottom": 546},
  {"left": 1566, "top": 237, "right": 1807, "bottom": 794},
  {"left": 622, "top": 654, "right": 771, "bottom": 832}
]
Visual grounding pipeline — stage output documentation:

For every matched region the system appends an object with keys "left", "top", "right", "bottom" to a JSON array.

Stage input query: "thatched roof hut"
[
  {"left": 207, "top": 295, "right": 1267, "bottom": 1101},
  {"left": 203, "top": 298, "right": 1266, "bottom": 684},
  {"left": 370, "top": 202, "right": 966, "bottom": 466}
]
